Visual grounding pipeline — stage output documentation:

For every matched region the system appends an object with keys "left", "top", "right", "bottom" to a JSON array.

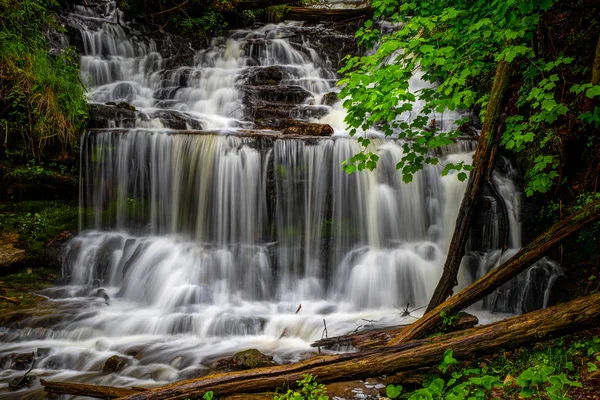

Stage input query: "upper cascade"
[{"left": 63, "top": 0, "right": 351, "bottom": 130}]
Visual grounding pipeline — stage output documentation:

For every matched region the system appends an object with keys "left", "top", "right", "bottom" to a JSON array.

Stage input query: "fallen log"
[
  {"left": 311, "top": 313, "right": 477, "bottom": 350},
  {"left": 41, "top": 379, "right": 146, "bottom": 399},
  {"left": 285, "top": 6, "right": 373, "bottom": 23},
  {"left": 0, "top": 295, "right": 20, "bottom": 305},
  {"left": 389, "top": 200, "right": 600, "bottom": 345},
  {"left": 426, "top": 60, "right": 512, "bottom": 313},
  {"left": 113, "top": 292, "right": 600, "bottom": 400}
]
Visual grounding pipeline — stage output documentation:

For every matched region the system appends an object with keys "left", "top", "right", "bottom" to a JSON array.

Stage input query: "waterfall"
[{"left": 0, "top": 0, "right": 562, "bottom": 396}]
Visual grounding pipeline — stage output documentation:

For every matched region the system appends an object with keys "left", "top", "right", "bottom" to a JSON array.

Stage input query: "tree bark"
[
  {"left": 582, "top": 36, "right": 600, "bottom": 112},
  {"left": 40, "top": 379, "right": 146, "bottom": 398},
  {"left": 110, "top": 292, "right": 600, "bottom": 400},
  {"left": 389, "top": 200, "right": 600, "bottom": 345},
  {"left": 426, "top": 60, "right": 512, "bottom": 313}
]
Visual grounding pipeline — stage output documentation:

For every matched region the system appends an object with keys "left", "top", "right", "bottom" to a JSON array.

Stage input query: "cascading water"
[{"left": 0, "top": 1, "right": 562, "bottom": 397}]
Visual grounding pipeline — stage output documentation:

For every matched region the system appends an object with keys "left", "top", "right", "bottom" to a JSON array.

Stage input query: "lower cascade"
[
  {"left": 0, "top": 0, "right": 565, "bottom": 397},
  {"left": 0, "top": 131, "right": 563, "bottom": 398}
]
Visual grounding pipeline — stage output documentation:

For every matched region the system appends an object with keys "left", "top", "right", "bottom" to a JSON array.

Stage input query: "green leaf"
[
  {"left": 386, "top": 384, "right": 403, "bottom": 398},
  {"left": 586, "top": 86, "right": 600, "bottom": 98}
]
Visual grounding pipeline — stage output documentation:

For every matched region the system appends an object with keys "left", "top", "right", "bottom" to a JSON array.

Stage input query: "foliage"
[
  {"left": 0, "top": 0, "right": 87, "bottom": 159},
  {"left": 439, "top": 309, "right": 460, "bottom": 330},
  {"left": 386, "top": 337, "right": 600, "bottom": 399},
  {"left": 274, "top": 374, "right": 329, "bottom": 400},
  {"left": 170, "top": 11, "right": 228, "bottom": 39},
  {"left": 386, "top": 350, "right": 501, "bottom": 399},
  {"left": 339, "top": 0, "right": 599, "bottom": 196},
  {"left": 202, "top": 391, "right": 214, "bottom": 400},
  {"left": 516, "top": 365, "right": 581, "bottom": 399},
  {"left": 0, "top": 200, "right": 79, "bottom": 256}
]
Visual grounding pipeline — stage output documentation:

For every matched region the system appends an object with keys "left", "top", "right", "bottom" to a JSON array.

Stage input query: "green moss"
[{"left": 0, "top": 267, "right": 56, "bottom": 312}]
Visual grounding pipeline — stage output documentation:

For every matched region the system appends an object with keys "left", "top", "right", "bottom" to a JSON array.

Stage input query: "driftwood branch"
[{"left": 389, "top": 200, "right": 600, "bottom": 345}]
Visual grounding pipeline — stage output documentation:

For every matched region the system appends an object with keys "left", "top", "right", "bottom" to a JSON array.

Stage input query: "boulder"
[
  {"left": 88, "top": 103, "right": 136, "bottom": 129},
  {"left": 322, "top": 91, "right": 339, "bottom": 106},
  {"left": 215, "top": 349, "right": 276, "bottom": 371},
  {"left": 102, "top": 355, "right": 129, "bottom": 373},
  {"left": 282, "top": 122, "right": 334, "bottom": 137}
]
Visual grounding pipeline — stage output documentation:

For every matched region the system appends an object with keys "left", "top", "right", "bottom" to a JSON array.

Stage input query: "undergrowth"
[
  {"left": 0, "top": 0, "right": 87, "bottom": 159},
  {"left": 0, "top": 200, "right": 79, "bottom": 256},
  {"left": 386, "top": 335, "right": 600, "bottom": 399}
]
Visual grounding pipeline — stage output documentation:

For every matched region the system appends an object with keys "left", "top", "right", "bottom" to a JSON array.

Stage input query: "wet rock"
[
  {"left": 8, "top": 374, "right": 37, "bottom": 389},
  {"left": 282, "top": 121, "right": 334, "bottom": 137},
  {"left": 14, "top": 353, "right": 35, "bottom": 370},
  {"left": 145, "top": 110, "right": 204, "bottom": 130},
  {"left": 102, "top": 355, "right": 129, "bottom": 373},
  {"left": 215, "top": 349, "right": 276, "bottom": 371},
  {"left": 125, "top": 346, "right": 144, "bottom": 359},
  {"left": 243, "top": 85, "right": 312, "bottom": 106},
  {"left": 255, "top": 117, "right": 332, "bottom": 134},
  {"left": 242, "top": 66, "right": 284, "bottom": 86},
  {"left": 88, "top": 103, "right": 136, "bottom": 129},
  {"left": 116, "top": 101, "right": 136, "bottom": 111},
  {"left": 322, "top": 91, "right": 339, "bottom": 106},
  {"left": 0, "top": 352, "right": 35, "bottom": 370},
  {"left": 36, "top": 348, "right": 52, "bottom": 358}
]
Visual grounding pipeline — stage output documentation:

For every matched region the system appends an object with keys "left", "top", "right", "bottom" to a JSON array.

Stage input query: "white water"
[{"left": 0, "top": 1, "right": 562, "bottom": 398}]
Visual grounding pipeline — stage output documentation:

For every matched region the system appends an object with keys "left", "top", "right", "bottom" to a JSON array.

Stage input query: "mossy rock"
[
  {"left": 216, "top": 349, "right": 276, "bottom": 370},
  {"left": 102, "top": 355, "right": 129, "bottom": 373},
  {"left": 116, "top": 101, "right": 136, "bottom": 111},
  {"left": 322, "top": 91, "right": 339, "bottom": 106}
]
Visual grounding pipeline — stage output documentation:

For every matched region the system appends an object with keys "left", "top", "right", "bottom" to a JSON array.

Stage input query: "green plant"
[
  {"left": 0, "top": 200, "right": 79, "bottom": 256},
  {"left": 202, "top": 391, "right": 214, "bottom": 400},
  {"left": 274, "top": 374, "right": 328, "bottom": 400},
  {"left": 0, "top": 0, "right": 87, "bottom": 159},
  {"left": 387, "top": 350, "right": 500, "bottom": 400},
  {"left": 439, "top": 309, "right": 460, "bottom": 330},
  {"left": 338, "top": 0, "right": 599, "bottom": 198},
  {"left": 516, "top": 365, "right": 581, "bottom": 399},
  {"left": 386, "top": 383, "right": 403, "bottom": 398}
]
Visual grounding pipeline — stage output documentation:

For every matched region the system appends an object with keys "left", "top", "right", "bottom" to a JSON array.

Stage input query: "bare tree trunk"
[
  {"left": 582, "top": 36, "right": 600, "bottom": 112},
  {"left": 426, "top": 60, "right": 512, "bottom": 312},
  {"left": 389, "top": 200, "right": 600, "bottom": 345},
  {"left": 100, "top": 292, "right": 600, "bottom": 400}
]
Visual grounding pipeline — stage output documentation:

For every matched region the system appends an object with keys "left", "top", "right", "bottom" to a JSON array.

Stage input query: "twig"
[
  {"left": 321, "top": 319, "right": 328, "bottom": 339},
  {"left": 150, "top": 0, "right": 192, "bottom": 16},
  {"left": 0, "top": 295, "right": 20, "bottom": 305},
  {"left": 13, "top": 353, "right": 35, "bottom": 389}
]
